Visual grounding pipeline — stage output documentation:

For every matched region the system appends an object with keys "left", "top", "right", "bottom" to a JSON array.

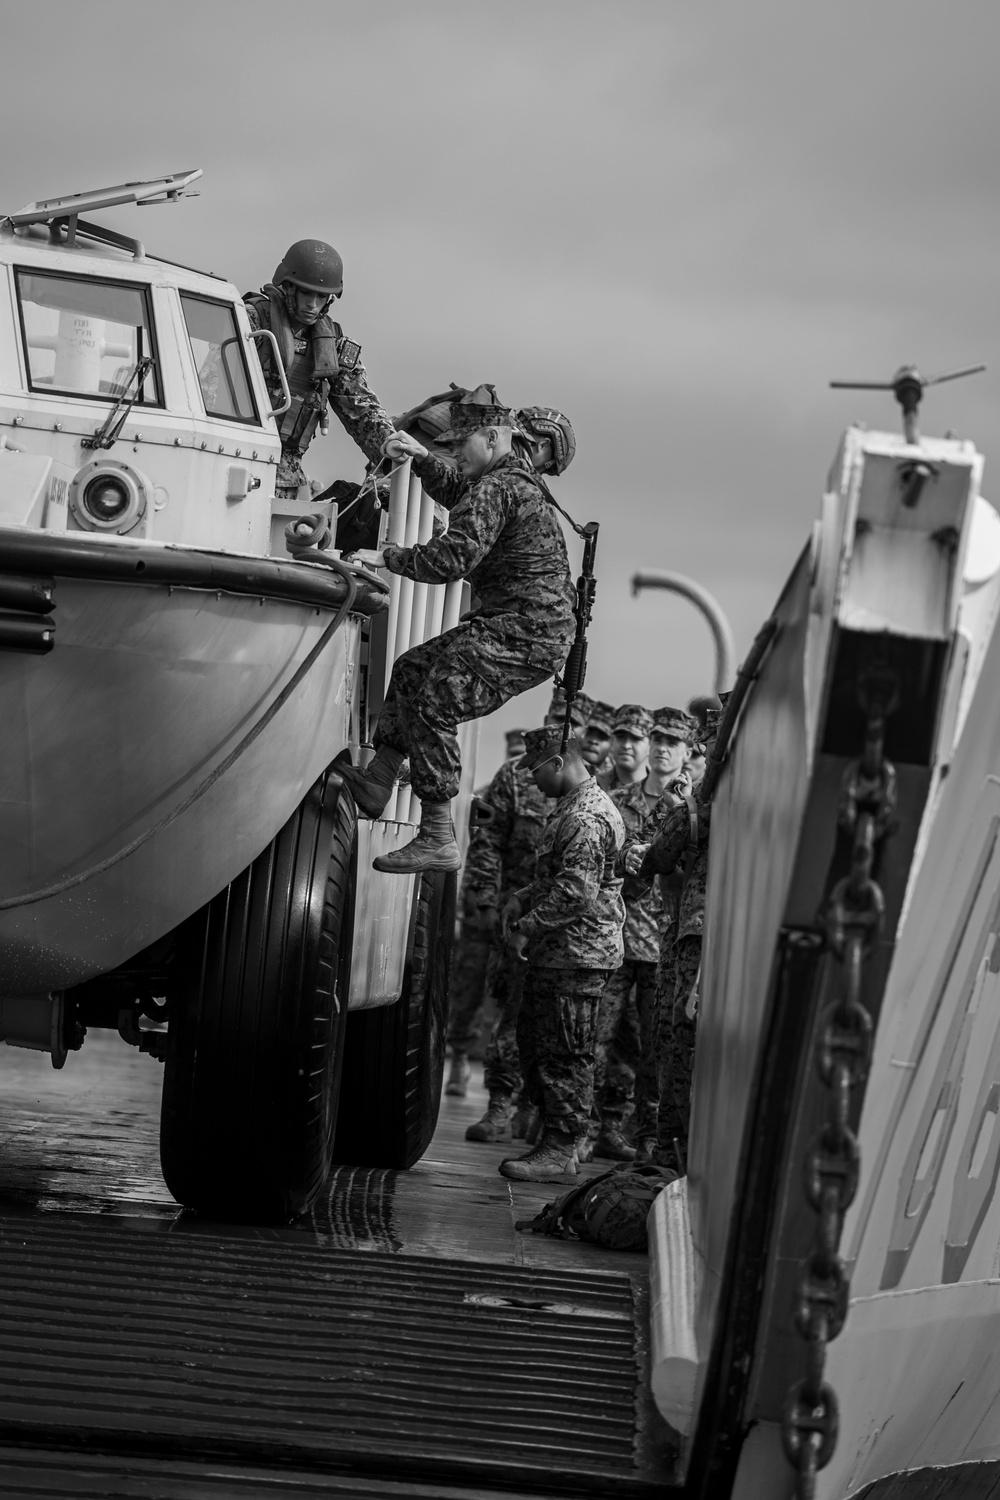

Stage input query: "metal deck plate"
[{"left": 0, "top": 1214, "right": 677, "bottom": 1497}]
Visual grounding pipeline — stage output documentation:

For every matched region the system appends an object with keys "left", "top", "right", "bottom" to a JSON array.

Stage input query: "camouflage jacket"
[
  {"left": 609, "top": 781, "right": 680, "bottom": 963},
  {"left": 384, "top": 452, "right": 576, "bottom": 663},
  {"left": 516, "top": 777, "right": 625, "bottom": 970},
  {"left": 245, "top": 295, "right": 394, "bottom": 471},
  {"left": 464, "top": 759, "right": 553, "bottom": 909},
  {"left": 638, "top": 799, "right": 711, "bottom": 944}
]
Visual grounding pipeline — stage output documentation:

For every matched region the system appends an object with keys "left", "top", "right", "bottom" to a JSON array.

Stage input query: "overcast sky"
[{"left": 5, "top": 0, "right": 999, "bottom": 776}]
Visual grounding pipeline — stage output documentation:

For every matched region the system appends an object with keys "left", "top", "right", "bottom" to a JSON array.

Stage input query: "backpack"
[{"left": 515, "top": 1163, "right": 677, "bottom": 1251}]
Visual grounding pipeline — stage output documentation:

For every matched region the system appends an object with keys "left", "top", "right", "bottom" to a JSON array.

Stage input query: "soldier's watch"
[{"left": 509, "top": 919, "right": 522, "bottom": 934}]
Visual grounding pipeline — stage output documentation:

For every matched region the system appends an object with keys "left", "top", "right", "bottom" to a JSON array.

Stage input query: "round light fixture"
[{"left": 69, "top": 459, "right": 149, "bottom": 535}]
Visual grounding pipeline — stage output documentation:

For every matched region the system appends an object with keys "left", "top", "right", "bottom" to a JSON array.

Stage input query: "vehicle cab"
[{"left": 0, "top": 170, "right": 283, "bottom": 553}]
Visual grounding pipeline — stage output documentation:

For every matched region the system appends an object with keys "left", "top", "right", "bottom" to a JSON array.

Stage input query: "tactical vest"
[{"left": 244, "top": 287, "right": 360, "bottom": 457}]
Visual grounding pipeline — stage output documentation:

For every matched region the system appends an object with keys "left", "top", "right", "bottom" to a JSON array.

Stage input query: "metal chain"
[{"left": 781, "top": 677, "right": 898, "bottom": 1499}]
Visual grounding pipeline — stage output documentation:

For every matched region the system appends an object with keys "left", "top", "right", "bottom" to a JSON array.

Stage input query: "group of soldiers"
[
  {"left": 245, "top": 233, "right": 715, "bottom": 1182},
  {"left": 446, "top": 689, "right": 718, "bottom": 1182}
]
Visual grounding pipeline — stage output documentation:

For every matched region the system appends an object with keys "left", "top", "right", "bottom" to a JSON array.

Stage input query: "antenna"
[{"left": 829, "top": 362, "right": 986, "bottom": 444}]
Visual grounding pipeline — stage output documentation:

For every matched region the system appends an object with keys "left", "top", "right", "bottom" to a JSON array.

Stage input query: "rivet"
[
  {"left": 200, "top": 441, "right": 208, "bottom": 450},
  {"left": 252, "top": 450, "right": 258, "bottom": 459},
  {"left": 54, "top": 421, "right": 62, "bottom": 431},
  {"left": 235, "top": 449, "right": 242, "bottom": 458},
  {"left": 173, "top": 437, "right": 182, "bottom": 447},
  {"left": 12, "top": 416, "right": 22, "bottom": 426},
  {"left": 218, "top": 444, "right": 225, "bottom": 453}
]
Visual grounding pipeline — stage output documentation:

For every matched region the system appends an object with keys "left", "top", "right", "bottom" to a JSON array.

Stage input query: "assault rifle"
[{"left": 560, "top": 520, "right": 600, "bottom": 750}]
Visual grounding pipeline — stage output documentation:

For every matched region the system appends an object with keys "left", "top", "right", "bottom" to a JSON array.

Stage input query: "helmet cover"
[{"left": 273, "top": 239, "right": 344, "bottom": 296}]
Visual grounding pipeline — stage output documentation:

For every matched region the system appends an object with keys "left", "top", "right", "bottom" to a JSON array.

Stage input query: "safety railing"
[{"left": 377, "top": 457, "right": 466, "bottom": 824}]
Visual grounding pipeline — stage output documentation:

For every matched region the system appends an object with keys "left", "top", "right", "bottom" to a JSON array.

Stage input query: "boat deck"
[{"left": 0, "top": 1034, "right": 679, "bottom": 1498}]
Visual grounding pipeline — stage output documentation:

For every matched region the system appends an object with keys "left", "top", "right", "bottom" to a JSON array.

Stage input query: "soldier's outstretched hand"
[{"left": 383, "top": 431, "right": 428, "bottom": 462}]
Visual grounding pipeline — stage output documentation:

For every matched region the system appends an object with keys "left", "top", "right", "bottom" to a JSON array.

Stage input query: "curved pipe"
[{"left": 631, "top": 570, "right": 735, "bottom": 693}]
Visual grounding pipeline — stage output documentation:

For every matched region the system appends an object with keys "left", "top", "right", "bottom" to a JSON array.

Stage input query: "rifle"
[{"left": 561, "top": 520, "right": 600, "bottom": 750}]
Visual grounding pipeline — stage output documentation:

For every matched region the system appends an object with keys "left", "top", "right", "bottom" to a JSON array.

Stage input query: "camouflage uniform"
[
  {"left": 639, "top": 797, "right": 711, "bottom": 1167},
  {"left": 463, "top": 758, "right": 554, "bottom": 1098},
  {"left": 445, "top": 868, "right": 493, "bottom": 1059},
  {"left": 377, "top": 451, "right": 575, "bottom": 804},
  {"left": 595, "top": 780, "right": 680, "bottom": 1141},
  {"left": 514, "top": 767, "right": 625, "bottom": 1139},
  {"left": 245, "top": 288, "right": 394, "bottom": 495}
]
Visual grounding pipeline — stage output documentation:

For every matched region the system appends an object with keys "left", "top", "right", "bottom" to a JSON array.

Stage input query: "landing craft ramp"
[{"left": 0, "top": 1039, "right": 679, "bottom": 1499}]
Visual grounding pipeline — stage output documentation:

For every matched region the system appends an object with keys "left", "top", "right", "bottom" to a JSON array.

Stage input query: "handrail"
[{"left": 246, "top": 328, "right": 291, "bottom": 416}]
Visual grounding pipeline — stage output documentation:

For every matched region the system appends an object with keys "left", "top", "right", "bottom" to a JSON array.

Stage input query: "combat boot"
[
  {"left": 465, "top": 1095, "right": 515, "bottom": 1142},
  {"left": 373, "top": 800, "right": 462, "bottom": 874},
  {"left": 498, "top": 1134, "right": 578, "bottom": 1181},
  {"left": 445, "top": 1051, "right": 472, "bottom": 1098},
  {"left": 337, "top": 746, "right": 406, "bottom": 818},
  {"left": 510, "top": 1104, "right": 539, "bottom": 1140},
  {"left": 594, "top": 1126, "right": 637, "bottom": 1162}
]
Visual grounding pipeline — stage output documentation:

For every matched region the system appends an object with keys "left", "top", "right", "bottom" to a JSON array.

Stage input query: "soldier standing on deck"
[
  {"left": 580, "top": 699, "right": 616, "bottom": 779},
  {"left": 498, "top": 728, "right": 625, "bottom": 1183},
  {"left": 444, "top": 728, "right": 528, "bottom": 1100},
  {"left": 597, "top": 704, "right": 652, "bottom": 793},
  {"left": 628, "top": 705, "right": 723, "bottom": 1172},
  {"left": 339, "top": 405, "right": 576, "bottom": 875},
  {"left": 595, "top": 708, "right": 696, "bottom": 1162},
  {"left": 244, "top": 240, "right": 397, "bottom": 500},
  {"left": 461, "top": 692, "right": 588, "bottom": 1143}
]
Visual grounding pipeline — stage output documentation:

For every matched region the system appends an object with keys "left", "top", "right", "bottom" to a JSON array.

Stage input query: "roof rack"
[{"left": 0, "top": 169, "right": 203, "bottom": 261}]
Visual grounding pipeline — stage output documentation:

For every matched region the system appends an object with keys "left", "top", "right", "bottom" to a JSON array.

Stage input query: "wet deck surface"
[
  {"left": 0, "top": 1033, "right": 675, "bottom": 1498},
  {"left": 0, "top": 1033, "right": 644, "bottom": 1273}
]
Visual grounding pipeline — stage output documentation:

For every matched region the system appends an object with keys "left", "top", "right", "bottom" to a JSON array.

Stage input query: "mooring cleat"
[{"left": 499, "top": 1137, "right": 578, "bottom": 1182}]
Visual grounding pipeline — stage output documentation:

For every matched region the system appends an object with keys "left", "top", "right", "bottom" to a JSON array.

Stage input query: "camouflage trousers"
[
  {"left": 516, "top": 966, "right": 610, "bottom": 1139},
  {"left": 595, "top": 959, "right": 659, "bottom": 1141},
  {"left": 375, "top": 617, "right": 559, "bottom": 804},
  {"left": 654, "top": 935, "right": 702, "bottom": 1166},
  {"left": 446, "top": 917, "right": 492, "bottom": 1057},
  {"left": 482, "top": 948, "right": 525, "bottom": 1100}
]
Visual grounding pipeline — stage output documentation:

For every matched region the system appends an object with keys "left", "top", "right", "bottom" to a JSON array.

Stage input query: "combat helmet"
[
  {"left": 273, "top": 240, "right": 344, "bottom": 298},
  {"left": 516, "top": 407, "right": 576, "bottom": 475}
]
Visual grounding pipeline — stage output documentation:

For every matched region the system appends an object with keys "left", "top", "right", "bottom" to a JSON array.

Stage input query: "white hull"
[{"left": 0, "top": 568, "right": 361, "bottom": 993}]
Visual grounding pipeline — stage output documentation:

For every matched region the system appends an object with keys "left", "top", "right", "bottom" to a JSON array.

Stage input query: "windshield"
[
  {"left": 180, "top": 293, "right": 259, "bottom": 424},
  {"left": 15, "top": 269, "right": 161, "bottom": 404}
]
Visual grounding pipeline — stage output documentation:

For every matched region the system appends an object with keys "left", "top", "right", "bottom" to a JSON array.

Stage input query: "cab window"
[
  {"left": 15, "top": 269, "right": 161, "bottom": 404},
  {"left": 180, "top": 293, "right": 259, "bottom": 424}
]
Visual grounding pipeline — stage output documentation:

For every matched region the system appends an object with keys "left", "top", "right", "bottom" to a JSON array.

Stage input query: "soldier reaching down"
[
  {"left": 339, "top": 403, "right": 577, "bottom": 875},
  {"left": 244, "top": 240, "right": 396, "bottom": 499},
  {"left": 497, "top": 727, "right": 626, "bottom": 1183}
]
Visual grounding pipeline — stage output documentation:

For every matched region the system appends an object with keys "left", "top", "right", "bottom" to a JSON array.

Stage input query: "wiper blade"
[{"left": 81, "top": 355, "right": 155, "bottom": 450}]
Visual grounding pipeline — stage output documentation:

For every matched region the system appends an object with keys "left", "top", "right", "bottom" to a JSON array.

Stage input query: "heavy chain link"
[{"left": 781, "top": 675, "right": 898, "bottom": 1499}]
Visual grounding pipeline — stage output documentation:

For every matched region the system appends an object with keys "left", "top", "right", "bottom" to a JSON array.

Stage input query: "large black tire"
[
  {"left": 333, "top": 868, "right": 456, "bottom": 1169},
  {"left": 160, "top": 769, "right": 357, "bottom": 1221}
]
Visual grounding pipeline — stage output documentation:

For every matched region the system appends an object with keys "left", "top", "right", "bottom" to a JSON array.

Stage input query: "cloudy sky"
[{"left": 5, "top": 0, "right": 999, "bottom": 775}]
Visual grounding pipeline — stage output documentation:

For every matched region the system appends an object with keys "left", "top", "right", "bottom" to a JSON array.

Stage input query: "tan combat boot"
[
  {"left": 498, "top": 1134, "right": 578, "bottom": 1182},
  {"left": 337, "top": 745, "right": 405, "bottom": 818},
  {"left": 465, "top": 1095, "right": 515, "bottom": 1142},
  {"left": 373, "top": 800, "right": 462, "bottom": 874},
  {"left": 445, "top": 1051, "right": 472, "bottom": 1097}
]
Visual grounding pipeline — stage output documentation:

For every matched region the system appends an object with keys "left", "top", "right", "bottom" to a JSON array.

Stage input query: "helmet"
[
  {"left": 272, "top": 240, "right": 344, "bottom": 297},
  {"left": 516, "top": 407, "right": 576, "bottom": 475}
]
